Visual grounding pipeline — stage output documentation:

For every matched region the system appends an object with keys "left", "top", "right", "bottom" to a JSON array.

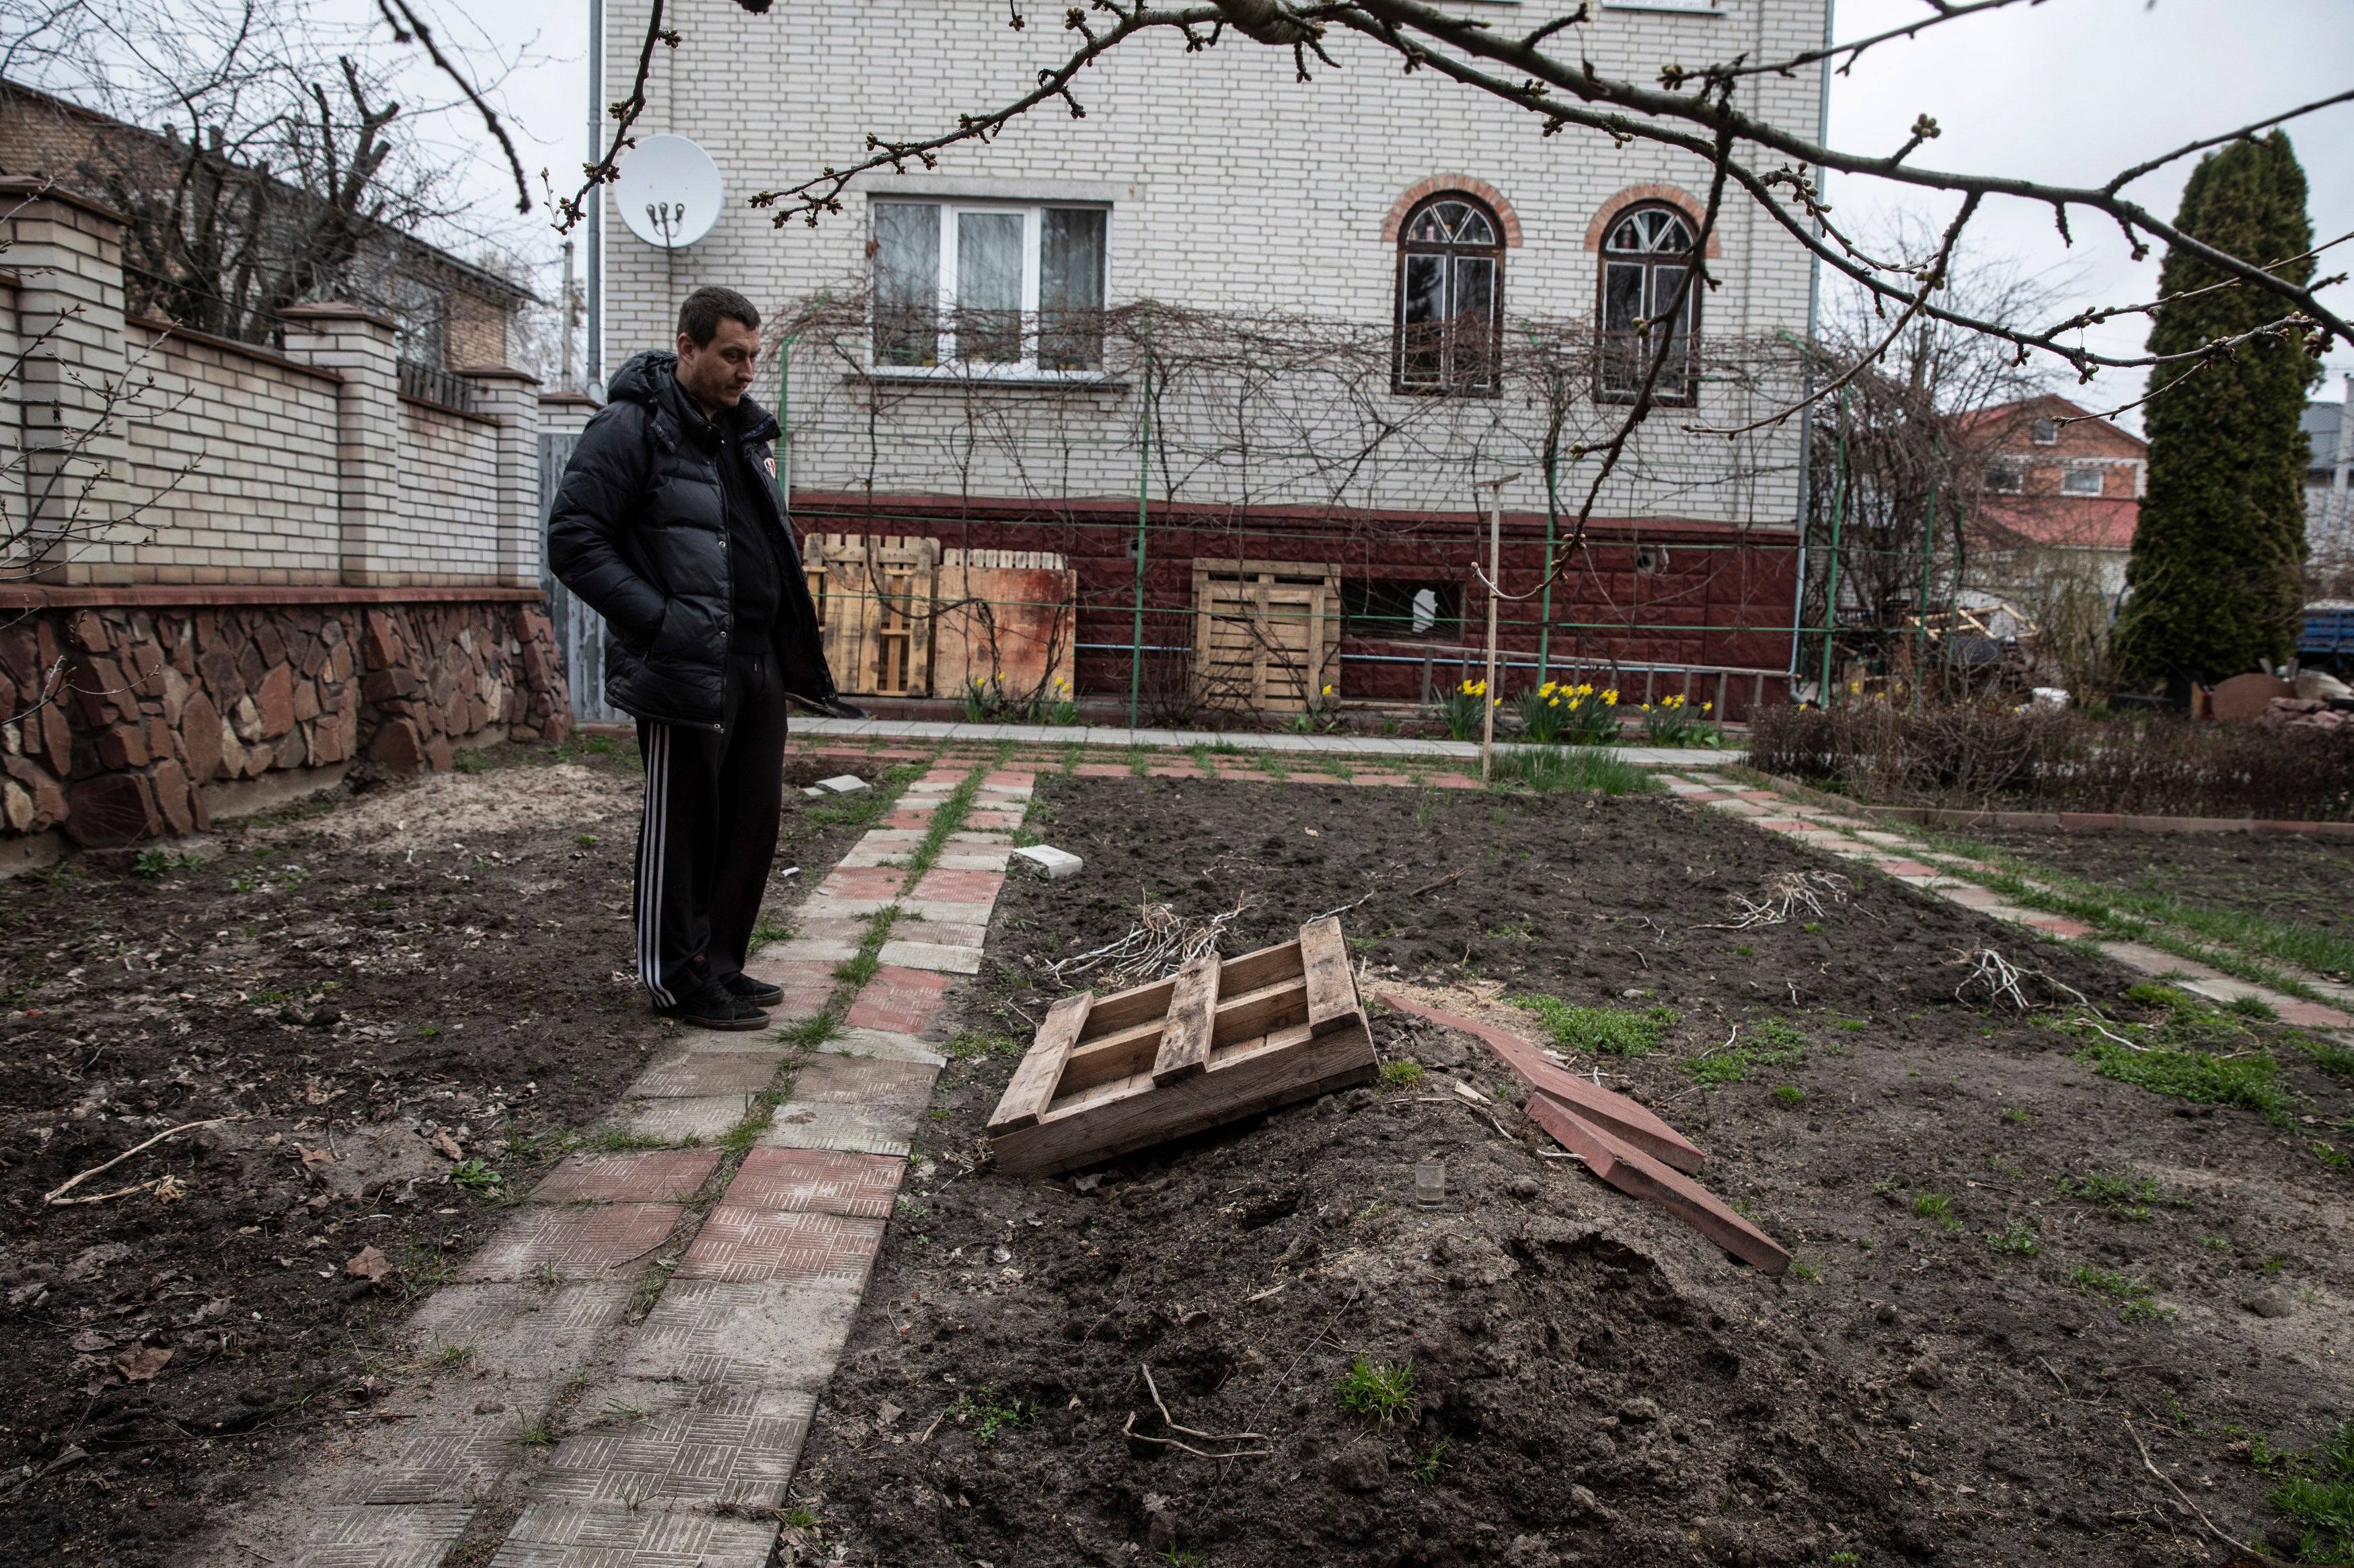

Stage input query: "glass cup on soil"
[{"left": 1414, "top": 1160, "right": 1447, "bottom": 1210}]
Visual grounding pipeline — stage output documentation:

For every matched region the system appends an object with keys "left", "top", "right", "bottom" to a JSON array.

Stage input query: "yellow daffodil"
[{"left": 1603, "top": 690, "right": 1619, "bottom": 706}]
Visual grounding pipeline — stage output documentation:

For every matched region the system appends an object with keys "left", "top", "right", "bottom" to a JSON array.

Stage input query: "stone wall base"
[{"left": 0, "top": 596, "right": 574, "bottom": 849}]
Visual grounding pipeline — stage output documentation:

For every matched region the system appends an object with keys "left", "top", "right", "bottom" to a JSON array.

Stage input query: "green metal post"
[
  {"left": 1913, "top": 440, "right": 1940, "bottom": 712},
  {"left": 1538, "top": 442, "right": 1560, "bottom": 687},
  {"left": 1817, "top": 388, "right": 1849, "bottom": 704},
  {"left": 1127, "top": 321, "right": 1151, "bottom": 728}
]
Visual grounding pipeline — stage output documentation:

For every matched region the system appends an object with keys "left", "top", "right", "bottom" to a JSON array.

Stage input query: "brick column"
[
  {"left": 280, "top": 303, "right": 399, "bottom": 587},
  {"left": 0, "top": 178, "right": 131, "bottom": 584},
  {"left": 457, "top": 364, "right": 543, "bottom": 588}
]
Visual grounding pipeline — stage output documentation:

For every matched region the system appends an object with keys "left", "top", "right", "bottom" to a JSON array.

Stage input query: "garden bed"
[
  {"left": 788, "top": 776, "right": 2354, "bottom": 1567},
  {"left": 0, "top": 742, "right": 887, "bottom": 1567}
]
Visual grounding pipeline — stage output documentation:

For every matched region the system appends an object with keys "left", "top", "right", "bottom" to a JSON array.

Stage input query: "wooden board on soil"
[{"left": 988, "top": 916, "right": 1379, "bottom": 1173}]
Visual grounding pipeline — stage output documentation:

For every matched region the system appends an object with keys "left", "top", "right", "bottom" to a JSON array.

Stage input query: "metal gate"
[{"left": 537, "top": 432, "right": 623, "bottom": 725}]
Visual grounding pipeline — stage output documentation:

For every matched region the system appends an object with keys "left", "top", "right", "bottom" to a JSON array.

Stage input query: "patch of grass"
[
  {"left": 2002, "top": 1105, "right": 2033, "bottom": 1124},
  {"left": 1985, "top": 1220, "right": 2043, "bottom": 1257},
  {"left": 2075, "top": 1036, "right": 2293, "bottom": 1122},
  {"left": 2292, "top": 1033, "right": 2354, "bottom": 1081},
  {"left": 1772, "top": 1085, "right": 1805, "bottom": 1107},
  {"left": 1486, "top": 746, "right": 1661, "bottom": 796},
  {"left": 1683, "top": 1016, "right": 1806, "bottom": 1086},
  {"left": 946, "top": 1028, "right": 1026, "bottom": 1061},
  {"left": 1411, "top": 1436, "right": 1453, "bottom": 1484},
  {"left": 2067, "top": 1263, "right": 2172, "bottom": 1323},
  {"left": 510, "top": 1419, "right": 559, "bottom": 1447},
  {"left": 947, "top": 1386, "right": 1026, "bottom": 1446},
  {"left": 1788, "top": 1257, "right": 1819, "bottom": 1281},
  {"left": 1515, "top": 995, "right": 1676, "bottom": 1056},
  {"left": 1379, "top": 1059, "right": 1425, "bottom": 1090},
  {"left": 1335, "top": 1356, "right": 1416, "bottom": 1424},
  {"left": 2314, "top": 1140, "right": 2351, "bottom": 1169},
  {"left": 782, "top": 1506, "right": 820, "bottom": 1531},
  {"left": 448, "top": 1159, "right": 503, "bottom": 1192},
  {"left": 2264, "top": 1421, "right": 2354, "bottom": 1564},
  {"left": 2129, "top": 982, "right": 2197, "bottom": 1011},
  {"left": 749, "top": 920, "right": 794, "bottom": 951},
  {"left": 428, "top": 1343, "right": 476, "bottom": 1368},
  {"left": 2202, "top": 1233, "right": 2234, "bottom": 1252},
  {"left": 2058, "top": 1168, "right": 2163, "bottom": 1214},
  {"left": 2229, "top": 994, "right": 2280, "bottom": 1021},
  {"left": 1735, "top": 943, "right": 1753, "bottom": 957},
  {"left": 1913, "top": 1190, "right": 1961, "bottom": 1231},
  {"left": 132, "top": 849, "right": 203, "bottom": 879}
]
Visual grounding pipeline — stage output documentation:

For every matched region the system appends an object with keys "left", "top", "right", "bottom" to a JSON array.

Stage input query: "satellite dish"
[{"left": 615, "top": 134, "right": 723, "bottom": 249}]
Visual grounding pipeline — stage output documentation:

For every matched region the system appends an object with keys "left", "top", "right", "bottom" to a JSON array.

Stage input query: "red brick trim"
[
  {"left": 0, "top": 585, "right": 545, "bottom": 609},
  {"left": 125, "top": 312, "right": 344, "bottom": 385},
  {"left": 1585, "top": 184, "right": 1722, "bottom": 259},
  {"left": 1379, "top": 176, "right": 1523, "bottom": 247}
]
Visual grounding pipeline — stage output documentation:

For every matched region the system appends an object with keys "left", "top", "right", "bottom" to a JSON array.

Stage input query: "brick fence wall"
[{"left": 0, "top": 182, "right": 579, "bottom": 861}]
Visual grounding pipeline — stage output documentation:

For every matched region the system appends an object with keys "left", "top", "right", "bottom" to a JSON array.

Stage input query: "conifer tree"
[{"left": 2113, "top": 132, "right": 2319, "bottom": 684}]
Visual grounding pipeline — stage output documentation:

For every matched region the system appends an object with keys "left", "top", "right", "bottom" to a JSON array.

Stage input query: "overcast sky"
[{"left": 393, "top": 0, "right": 2354, "bottom": 420}]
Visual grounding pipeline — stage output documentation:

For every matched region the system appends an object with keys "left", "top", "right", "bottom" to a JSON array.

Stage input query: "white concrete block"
[{"left": 1013, "top": 844, "right": 1084, "bottom": 879}]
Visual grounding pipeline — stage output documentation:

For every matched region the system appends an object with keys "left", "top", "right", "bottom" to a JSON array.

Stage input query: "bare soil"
[
  {"left": 0, "top": 740, "right": 884, "bottom": 1568},
  {"left": 790, "top": 777, "right": 2354, "bottom": 1568},
  {"left": 1946, "top": 828, "right": 2354, "bottom": 936}
]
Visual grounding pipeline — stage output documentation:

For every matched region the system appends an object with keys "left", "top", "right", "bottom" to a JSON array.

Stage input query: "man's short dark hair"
[{"left": 677, "top": 286, "right": 761, "bottom": 347}]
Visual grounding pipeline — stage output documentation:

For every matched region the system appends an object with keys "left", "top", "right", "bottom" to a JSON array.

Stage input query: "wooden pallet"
[{"left": 987, "top": 916, "right": 1378, "bottom": 1174}]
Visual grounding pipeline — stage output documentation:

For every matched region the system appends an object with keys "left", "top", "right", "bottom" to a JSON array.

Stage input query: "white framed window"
[
  {"left": 2030, "top": 417, "right": 2060, "bottom": 445},
  {"left": 2061, "top": 467, "right": 2104, "bottom": 497},
  {"left": 870, "top": 200, "right": 1108, "bottom": 376},
  {"left": 1985, "top": 463, "right": 2023, "bottom": 494}
]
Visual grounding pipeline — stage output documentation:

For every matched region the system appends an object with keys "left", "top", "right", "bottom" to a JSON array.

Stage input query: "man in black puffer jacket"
[{"left": 547, "top": 286, "right": 850, "bottom": 1029}]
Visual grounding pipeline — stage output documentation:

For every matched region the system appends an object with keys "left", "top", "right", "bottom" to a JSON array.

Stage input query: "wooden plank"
[
  {"left": 1209, "top": 976, "right": 1308, "bottom": 1048},
  {"left": 1151, "top": 953, "right": 1220, "bottom": 1085},
  {"left": 987, "top": 992, "right": 1090, "bottom": 1134},
  {"left": 1523, "top": 1095, "right": 1788, "bottom": 1276},
  {"left": 1297, "top": 916, "right": 1358, "bottom": 1037},
  {"left": 1079, "top": 978, "right": 1178, "bottom": 1039},
  {"left": 1219, "top": 938, "right": 1302, "bottom": 996},
  {"left": 993, "top": 1018, "right": 1377, "bottom": 1174},
  {"left": 1375, "top": 991, "right": 1704, "bottom": 1173}
]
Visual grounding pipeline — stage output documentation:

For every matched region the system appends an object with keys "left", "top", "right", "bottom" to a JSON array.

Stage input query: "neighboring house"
[
  {"left": 592, "top": 0, "right": 1829, "bottom": 714},
  {"left": 0, "top": 78, "right": 531, "bottom": 414},
  {"left": 1964, "top": 393, "right": 2147, "bottom": 602}
]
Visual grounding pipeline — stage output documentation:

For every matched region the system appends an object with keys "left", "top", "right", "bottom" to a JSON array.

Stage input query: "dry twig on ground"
[
  {"left": 1697, "top": 871, "right": 1852, "bottom": 931},
  {"left": 1044, "top": 896, "right": 1251, "bottom": 988}
]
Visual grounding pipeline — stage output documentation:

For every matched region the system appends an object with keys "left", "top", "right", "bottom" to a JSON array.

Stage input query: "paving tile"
[
  {"left": 833, "top": 844, "right": 909, "bottom": 868},
  {"left": 2092, "top": 940, "right": 2211, "bottom": 976},
  {"left": 626, "top": 1050, "right": 786, "bottom": 1099},
  {"left": 2023, "top": 914, "right": 2095, "bottom": 939},
  {"left": 324, "top": 1399, "right": 555, "bottom": 1505},
  {"left": 818, "top": 1026, "right": 947, "bottom": 1066},
  {"left": 724, "top": 1147, "right": 905, "bottom": 1217},
  {"left": 525, "top": 1380, "right": 814, "bottom": 1512},
  {"left": 677, "top": 1207, "right": 886, "bottom": 1285},
  {"left": 621, "top": 1276, "right": 866, "bottom": 1386},
  {"left": 1851, "top": 830, "right": 1913, "bottom": 846},
  {"left": 756, "top": 1101, "right": 918, "bottom": 1157},
  {"left": 791, "top": 1052, "right": 939, "bottom": 1107},
  {"left": 882, "top": 918, "right": 987, "bottom": 947},
  {"left": 1735, "top": 789, "right": 1782, "bottom": 801},
  {"left": 531, "top": 1150, "right": 724, "bottom": 1204},
  {"left": 930, "top": 849, "right": 1013, "bottom": 871},
  {"left": 893, "top": 899, "right": 996, "bottom": 926},
  {"left": 1427, "top": 774, "right": 1484, "bottom": 790},
  {"left": 845, "top": 966, "right": 955, "bottom": 1033},
  {"left": 911, "top": 868, "right": 1005, "bottom": 904},
  {"left": 874, "top": 939, "right": 983, "bottom": 974},
  {"left": 755, "top": 936, "right": 858, "bottom": 964},
  {"left": 488, "top": 1501, "right": 778, "bottom": 1568},
  {"left": 237, "top": 1502, "right": 477, "bottom": 1568},
  {"left": 1751, "top": 818, "right": 1821, "bottom": 833},
  {"left": 399, "top": 1282, "right": 638, "bottom": 1380},
  {"left": 2277, "top": 1001, "right": 2353, "bottom": 1028},
  {"left": 1145, "top": 766, "right": 1203, "bottom": 779},
  {"left": 462, "top": 1204, "right": 684, "bottom": 1282},
  {"left": 1350, "top": 773, "right": 1414, "bottom": 786},
  {"left": 818, "top": 866, "right": 907, "bottom": 900},
  {"left": 618, "top": 1095, "right": 755, "bottom": 1143},
  {"left": 756, "top": 917, "right": 868, "bottom": 947},
  {"left": 1872, "top": 859, "right": 1938, "bottom": 878},
  {"left": 1940, "top": 884, "right": 2010, "bottom": 911},
  {"left": 880, "top": 811, "right": 935, "bottom": 830},
  {"left": 1073, "top": 762, "right": 1131, "bottom": 777},
  {"left": 730, "top": 958, "right": 836, "bottom": 1021}
]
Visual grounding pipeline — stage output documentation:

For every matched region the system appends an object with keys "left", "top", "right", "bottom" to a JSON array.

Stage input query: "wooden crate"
[
  {"left": 934, "top": 547, "right": 1077, "bottom": 703},
  {"left": 804, "top": 533, "right": 940, "bottom": 697},
  {"left": 987, "top": 916, "right": 1377, "bottom": 1174},
  {"left": 1190, "top": 559, "right": 1339, "bottom": 713}
]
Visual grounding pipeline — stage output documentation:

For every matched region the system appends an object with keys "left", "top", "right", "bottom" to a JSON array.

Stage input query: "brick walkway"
[
  {"left": 1659, "top": 772, "right": 2354, "bottom": 1032},
  {"left": 202, "top": 768, "right": 1027, "bottom": 1568}
]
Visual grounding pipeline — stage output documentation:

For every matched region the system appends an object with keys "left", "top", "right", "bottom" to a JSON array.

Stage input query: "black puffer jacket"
[{"left": 545, "top": 351, "right": 839, "bottom": 730}]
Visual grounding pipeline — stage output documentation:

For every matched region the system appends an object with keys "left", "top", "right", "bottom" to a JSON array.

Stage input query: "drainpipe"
[
  {"left": 585, "top": 0, "right": 604, "bottom": 390},
  {"left": 1819, "top": 387, "right": 1849, "bottom": 703},
  {"left": 2330, "top": 371, "right": 2353, "bottom": 539}
]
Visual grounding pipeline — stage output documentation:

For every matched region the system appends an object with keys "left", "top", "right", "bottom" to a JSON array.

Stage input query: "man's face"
[{"left": 675, "top": 315, "right": 760, "bottom": 413}]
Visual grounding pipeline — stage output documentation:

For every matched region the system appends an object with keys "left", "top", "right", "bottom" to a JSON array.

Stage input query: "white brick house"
[{"left": 593, "top": 0, "right": 1829, "bottom": 709}]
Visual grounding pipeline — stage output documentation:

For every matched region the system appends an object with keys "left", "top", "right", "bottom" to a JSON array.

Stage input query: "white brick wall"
[
  {"left": 599, "top": 0, "right": 1827, "bottom": 528},
  {"left": 393, "top": 403, "right": 502, "bottom": 582}
]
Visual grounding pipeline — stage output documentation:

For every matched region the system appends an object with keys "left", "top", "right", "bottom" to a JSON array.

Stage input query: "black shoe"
[
  {"left": 659, "top": 976, "right": 769, "bottom": 1030},
  {"left": 719, "top": 972, "right": 786, "bottom": 1007}
]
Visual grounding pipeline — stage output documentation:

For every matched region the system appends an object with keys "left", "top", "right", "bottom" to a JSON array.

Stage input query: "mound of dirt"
[{"left": 788, "top": 777, "right": 2354, "bottom": 1567}]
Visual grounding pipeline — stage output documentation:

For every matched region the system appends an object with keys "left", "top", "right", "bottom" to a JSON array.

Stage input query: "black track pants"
[{"left": 633, "top": 651, "right": 788, "bottom": 1005}]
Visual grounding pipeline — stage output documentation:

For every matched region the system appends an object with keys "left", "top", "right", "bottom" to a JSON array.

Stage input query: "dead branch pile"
[
  {"left": 1698, "top": 870, "right": 1852, "bottom": 931},
  {"left": 1042, "top": 896, "right": 1251, "bottom": 990}
]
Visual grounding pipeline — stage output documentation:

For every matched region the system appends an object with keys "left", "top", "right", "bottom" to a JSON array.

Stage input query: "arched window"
[
  {"left": 1394, "top": 195, "right": 1503, "bottom": 395},
  {"left": 1596, "top": 204, "right": 1699, "bottom": 404}
]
